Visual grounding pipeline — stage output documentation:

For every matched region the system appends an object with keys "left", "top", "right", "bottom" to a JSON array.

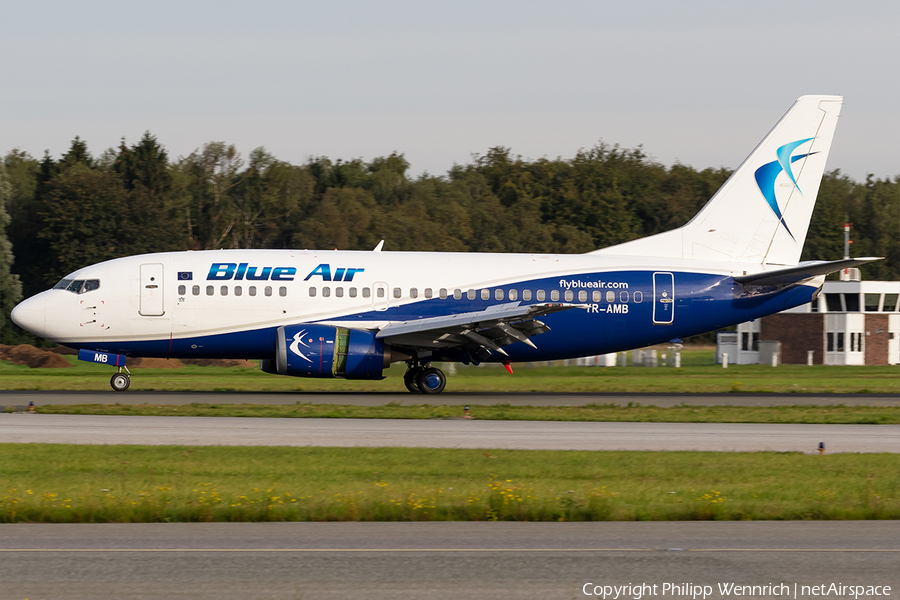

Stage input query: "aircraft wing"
[
  {"left": 375, "top": 302, "right": 584, "bottom": 355},
  {"left": 734, "top": 258, "right": 882, "bottom": 287}
]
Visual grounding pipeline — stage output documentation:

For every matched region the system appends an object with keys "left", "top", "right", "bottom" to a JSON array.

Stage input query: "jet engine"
[{"left": 260, "top": 324, "right": 406, "bottom": 380}]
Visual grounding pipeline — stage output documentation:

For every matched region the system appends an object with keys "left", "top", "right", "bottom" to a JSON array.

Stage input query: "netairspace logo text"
[{"left": 581, "top": 582, "right": 892, "bottom": 599}]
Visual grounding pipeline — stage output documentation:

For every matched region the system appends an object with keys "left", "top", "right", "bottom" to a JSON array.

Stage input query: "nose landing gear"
[{"left": 110, "top": 367, "right": 131, "bottom": 392}]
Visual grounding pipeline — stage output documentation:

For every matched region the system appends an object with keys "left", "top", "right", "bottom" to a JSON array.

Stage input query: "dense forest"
[{"left": 1, "top": 133, "right": 898, "bottom": 344}]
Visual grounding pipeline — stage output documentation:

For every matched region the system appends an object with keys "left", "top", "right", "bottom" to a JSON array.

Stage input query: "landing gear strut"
[
  {"left": 110, "top": 367, "right": 131, "bottom": 392},
  {"left": 404, "top": 362, "right": 447, "bottom": 394}
]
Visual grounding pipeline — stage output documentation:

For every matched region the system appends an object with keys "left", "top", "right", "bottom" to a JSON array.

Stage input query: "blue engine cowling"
[{"left": 261, "top": 324, "right": 390, "bottom": 380}]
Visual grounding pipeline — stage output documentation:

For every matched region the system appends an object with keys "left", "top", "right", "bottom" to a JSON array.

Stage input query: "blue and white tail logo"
[{"left": 754, "top": 138, "right": 818, "bottom": 240}]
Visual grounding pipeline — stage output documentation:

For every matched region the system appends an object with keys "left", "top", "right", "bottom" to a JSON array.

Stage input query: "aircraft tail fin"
[{"left": 592, "top": 95, "right": 843, "bottom": 265}]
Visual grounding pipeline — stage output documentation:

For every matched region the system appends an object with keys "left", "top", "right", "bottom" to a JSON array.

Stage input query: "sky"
[{"left": 2, "top": 0, "right": 898, "bottom": 181}]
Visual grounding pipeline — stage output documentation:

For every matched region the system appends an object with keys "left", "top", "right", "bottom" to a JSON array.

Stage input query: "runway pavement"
[
  {"left": 2, "top": 521, "right": 898, "bottom": 600},
  {"left": 3, "top": 390, "right": 899, "bottom": 407},
  {"left": 2, "top": 413, "right": 897, "bottom": 452}
]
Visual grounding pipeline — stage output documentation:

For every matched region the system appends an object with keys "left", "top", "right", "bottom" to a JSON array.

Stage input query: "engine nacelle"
[{"left": 261, "top": 325, "right": 395, "bottom": 380}]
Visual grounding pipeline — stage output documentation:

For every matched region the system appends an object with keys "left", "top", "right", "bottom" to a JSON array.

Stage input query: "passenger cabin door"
[
  {"left": 652, "top": 272, "right": 674, "bottom": 324},
  {"left": 140, "top": 263, "right": 165, "bottom": 316}
]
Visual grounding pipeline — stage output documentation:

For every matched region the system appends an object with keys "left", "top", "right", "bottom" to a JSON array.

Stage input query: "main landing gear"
[
  {"left": 404, "top": 363, "right": 447, "bottom": 394},
  {"left": 110, "top": 367, "right": 131, "bottom": 392}
]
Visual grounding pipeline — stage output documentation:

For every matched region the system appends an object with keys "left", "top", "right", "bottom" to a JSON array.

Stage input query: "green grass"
[
  {"left": 1, "top": 350, "right": 898, "bottom": 393},
  {"left": 2, "top": 444, "right": 896, "bottom": 523},
  {"left": 34, "top": 403, "right": 900, "bottom": 424}
]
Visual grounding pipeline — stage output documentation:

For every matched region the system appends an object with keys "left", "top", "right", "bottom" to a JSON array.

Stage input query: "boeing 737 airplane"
[{"left": 11, "top": 95, "right": 879, "bottom": 393}]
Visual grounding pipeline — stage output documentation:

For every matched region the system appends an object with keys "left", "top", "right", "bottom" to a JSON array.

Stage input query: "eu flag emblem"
[{"left": 178, "top": 272, "right": 193, "bottom": 281}]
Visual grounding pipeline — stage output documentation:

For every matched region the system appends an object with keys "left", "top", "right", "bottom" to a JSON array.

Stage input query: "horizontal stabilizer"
[{"left": 734, "top": 258, "right": 882, "bottom": 286}]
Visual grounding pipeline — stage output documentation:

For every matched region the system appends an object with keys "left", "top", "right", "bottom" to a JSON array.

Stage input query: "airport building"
[{"left": 720, "top": 275, "right": 900, "bottom": 366}]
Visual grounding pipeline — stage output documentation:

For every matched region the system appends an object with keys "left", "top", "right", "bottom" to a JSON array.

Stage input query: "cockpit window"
[{"left": 57, "top": 279, "right": 101, "bottom": 294}]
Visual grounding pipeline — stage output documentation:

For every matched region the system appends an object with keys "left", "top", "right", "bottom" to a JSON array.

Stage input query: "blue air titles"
[
  {"left": 303, "top": 264, "right": 365, "bottom": 282},
  {"left": 207, "top": 263, "right": 297, "bottom": 281}
]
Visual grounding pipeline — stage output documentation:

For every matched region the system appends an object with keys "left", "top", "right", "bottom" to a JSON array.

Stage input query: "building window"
[
  {"left": 810, "top": 298, "right": 819, "bottom": 312},
  {"left": 564, "top": 290, "right": 574, "bottom": 302},
  {"left": 522, "top": 290, "right": 532, "bottom": 301},
  {"left": 741, "top": 332, "right": 750, "bottom": 351},
  {"left": 825, "top": 293, "right": 843, "bottom": 312},
  {"left": 249, "top": 286, "right": 257, "bottom": 297},
  {"left": 884, "top": 293, "right": 899, "bottom": 312},
  {"left": 280, "top": 287, "right": 287, "bottom": 297},
  {"left": 235, "top": 286, "right": 242, "bottom": 296},
  {"left": 192, "top": 285, "right": 200, "bottom": 296},
  {"left": 827, "top": 332, "right": 834, "bottom": 352},
  {"left": 309, "top": 287, "right": 317, "bottom": 297},
  {"left": 578, "top": 290, "right": 587, "bottom": 302},
  {"left": 509, "top": 289, "right": 518, "bottom": 301},
  {"left": 836, "top": 332, "right": 844, "bottom": 352},
  {"left": 752, "top": 333, "right": 759, "bottom": 352},
  {"left": 843, "top": 293, "right": 860, "bottom": 312},
  {"left": 335, "top": 287, "right": 344, "bottom": 298},
  {"left": 178, "top": 285, "right": 186, "bottom": 295},
  {"left": 265, "top": 286, "right": 273, "bottom": 297},
  {"left": 634, "top": 291, "right": 643, "bottom": 303},
  {"left": 864, "top": 294, "right": 881, "bottom": 312},
  {"left": 481, "top": 289, "right": 490, "bottom": 300}
]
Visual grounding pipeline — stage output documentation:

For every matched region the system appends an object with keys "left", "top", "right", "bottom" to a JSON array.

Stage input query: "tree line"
[{"left": 1, "top": 133, "right": 897, "bottom": 344}]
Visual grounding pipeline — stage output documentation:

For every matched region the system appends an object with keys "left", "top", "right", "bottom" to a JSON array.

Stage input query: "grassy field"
[
  {"left": 2, "top": 349, "right": 898, "bottom": 393},
  {"left": 32, "top": 403, "right": 900, "bottom": 424},
  {"left": 2, "top": 444, "right": 897, "bottom": 523}
]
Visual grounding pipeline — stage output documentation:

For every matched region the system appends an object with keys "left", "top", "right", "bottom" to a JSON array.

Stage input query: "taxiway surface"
[
  {"left": 2, "top": 521, "right": 898, "bottom": 600},
  {"left": 3, "top": 390, "right": 898, "bottom": 407},
  {"left": 2, "top": 413, "right": 897, "bottom": 452}
]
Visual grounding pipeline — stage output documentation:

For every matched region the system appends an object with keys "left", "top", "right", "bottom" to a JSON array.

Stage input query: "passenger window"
[
  {"left": 206, "top": 286, "right": 214, "bottom": 296},
  {"left": 550, "top": 290, "right": 560, "bottom": 301},
  {"left": 349, "top": 287, "right": 357, "bottom": 298},
  {"left": 620, "top": 291, "right": 629, "bottom": 302},
  {"left": 280, "top": 287, "right": 287, "bottom": 297},
  {"left": 634, "top": 291, "right": 643, "bottom": 303},
  {"left": 393, "top": 288, "right": 402, "bottom": 299},
  {"left": 509, "top": 289, "right": 518, "bottom": 301},
  {"left": 536, "top": 290, "right": 545, "bottom": 301},
  {"left": 564, "top": 290, "right": 573, "bottom": 302},
  {"left": 363, "top": 288, "right": 371, "bottom": 298},
  {"left": 376, "top": 288, "right": 385, "bottom": 298},
  {"left": 592, "top": 291, "right": 601, "bottom": 302},
  {"left": 220, "top": 286, "right": 228, "bottom": 296},
  {"left": 453, "top": 289, "right": 462, "bottom": 300},
  {"left": 439, "top": 288, "right": 448, "bottom": 299},
  {"left": 410, "top": 288, "right": 418, "bottom": 299},
  {"left": 522, "top": 290, "right": 532, "bottom": 301},
  {"left": 424, "top": 288, "right": 433, "bottom": 299},
  {"left": 309, "top": 287, "right": 317, "bottom": 297},
  {"left": 467, "top": 289, "right": 476, "bottom": 300},
  {"left": 178, "top": 285, "right": 186, "bottom": 295},
  {"left": 322, "top": 287, "right": 330, "bottom": 298},
  {"left": 249, "top": 286, "right": 257, "bottom": 297},
  {"left": 235, "top": 286, "right": 242, "bottom": 297},
  {"left": 481, "top": 289, "right": 490, "bottom": 300},
  {"left": 336, "top": 287, "right": 343, "bottom": 298},
  {"left": 192, "top": 285, "right": 200, "bottom": 296},
  {"left": 265, "top": 286, "right": 273, "bottom": 297},
  {"left": 495, "top": 289, "right": 504, "bottom": 301},
  {"left": 606, "top": 291, "right": 615, "bottom": 302},
  {"left": 578, "top": 290, "right": 587, "bottom": 302}
]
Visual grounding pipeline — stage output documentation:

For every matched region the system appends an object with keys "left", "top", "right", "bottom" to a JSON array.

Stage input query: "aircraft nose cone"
[{"left": 10, "top": 295, "right": 46, "bottom": 338}]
